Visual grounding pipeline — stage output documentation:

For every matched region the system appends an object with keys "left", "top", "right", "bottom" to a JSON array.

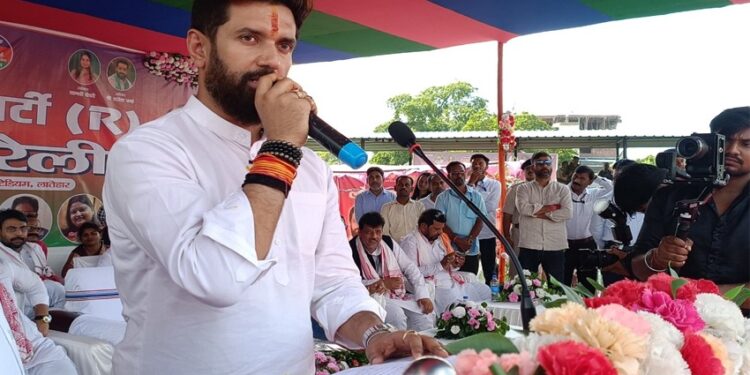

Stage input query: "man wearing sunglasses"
[{"left": 515, "top": 152, "right": 573, "bottom": 282}]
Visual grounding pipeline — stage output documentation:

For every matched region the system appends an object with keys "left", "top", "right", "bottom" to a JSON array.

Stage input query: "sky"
[{"left": 291, "top": 4, "right": 750, "bottom": 149}]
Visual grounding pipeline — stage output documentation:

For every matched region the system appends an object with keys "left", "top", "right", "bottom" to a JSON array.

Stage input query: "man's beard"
[
  {"left": 1, "top": 238, "right": 24, "bottom": 250},
  {"left": 535, "top": 169, "right": 550, "bottom": 178},
  {"left": 204, "top": 48, "right": 274, "bottom": 125}
]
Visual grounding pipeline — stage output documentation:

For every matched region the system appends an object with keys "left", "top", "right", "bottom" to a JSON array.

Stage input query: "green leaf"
[
  {"left": 730, "top": 288, "right": 750, "bottom": 307},
  {"left": 574, "top": 284, "right": 594, "bottom": 298},
  {"left": 549, "top": 276, "right": 584, "bottom": 305},
  {"left": 671, "top": 279, "right": 688, "bottom": 299},
  {"left": 543, "top": 298, "right": 569, "bottom": 309},
  {"left": 669, "top": 266, "right": 679, "bottom": 278},
  {"left": 445, "top": 332, "right": 519, "bottom": 356},
  {"left": 723, "top": 284, "right": 745, "bottom": 300},
  {"left": 490, "top": 363, "right": 507, "bottom": 375},
  {"left": 586, "top": 277, "right": 605, "bottom": 292}
]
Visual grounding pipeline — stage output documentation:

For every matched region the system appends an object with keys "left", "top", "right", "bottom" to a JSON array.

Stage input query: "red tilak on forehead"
[{"left": 270, "top": 7, "right": 279, "bottom": 36}]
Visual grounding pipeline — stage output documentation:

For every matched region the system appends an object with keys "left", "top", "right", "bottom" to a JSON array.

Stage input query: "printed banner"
[{"left": 0, "top": 23, "right": 192, "bottom": 246}]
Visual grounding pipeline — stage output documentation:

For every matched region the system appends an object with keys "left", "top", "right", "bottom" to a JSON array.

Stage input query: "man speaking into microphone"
[{"left": 103, "top": 1, "right": 446, "bottom": 373}]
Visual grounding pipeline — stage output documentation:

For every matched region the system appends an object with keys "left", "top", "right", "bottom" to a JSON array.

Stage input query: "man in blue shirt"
[
  {"left": 435, "top": 161, "right": 486, "bottom": 275},
  {"left": 355, "top": 167, "right": 396, "bottom": 222}
]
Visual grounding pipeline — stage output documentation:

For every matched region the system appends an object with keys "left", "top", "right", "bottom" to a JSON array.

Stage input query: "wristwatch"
[
  {"left": 34, "top": 315, "right": 52, "bottom": 324},
  {"left": 362, "top": 323, "right": 396, "bottom": 348}
]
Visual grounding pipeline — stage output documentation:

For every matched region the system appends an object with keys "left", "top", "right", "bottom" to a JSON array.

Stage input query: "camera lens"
[{"left": 677, "top": 136, "right": 708, "bottom": 160}]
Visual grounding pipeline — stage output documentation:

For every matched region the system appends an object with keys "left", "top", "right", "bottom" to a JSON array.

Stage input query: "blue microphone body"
[{"left": 309, "top": 114, "right": 367, "bottom": 169}]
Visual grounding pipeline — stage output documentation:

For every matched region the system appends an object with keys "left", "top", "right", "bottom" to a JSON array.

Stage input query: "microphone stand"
[{"left": 406, "top": 145, "right": 536, "bottom": 332}]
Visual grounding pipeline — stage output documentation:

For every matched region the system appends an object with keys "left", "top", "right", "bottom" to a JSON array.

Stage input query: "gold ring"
[{"left": 401, "top": 330, "right": 417, "bottom": 342}]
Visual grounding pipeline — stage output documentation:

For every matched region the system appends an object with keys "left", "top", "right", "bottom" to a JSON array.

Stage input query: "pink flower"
[
  {"left": 537, "top": 341, "right": 617, "bottom": 375},
  {"left": 532, "top": 279, "right": 542, "bottom": 287},
  {"left": 468, "top": 308, "right": 481, "bottom": 319},
  {"left": 498, "top": 351, "right": 538, "bottom": 375},
  {"left": 487, "top": 319, "right": 496, "bottom": 331},
  {"left": 596, "top": 304, "right": 651, "bottom": 337},
  {"left": 635, "top": 289, "right": 705, "bottom": 333},
  {"left": 314, "top": 352, "right": 326, "bottom": 363},
  {"left": 529, "top": 291, "right": 536, "bottom": 299},
  {"left": 647, "top": 273, "right": 698, "bottom": 301},
  {"left": 326, "top": 361, "right": 340, "bottom": 372},
  {"left": 508, "top": 292, "right": 519, "bottom": 302},
  {"left": 441, "top": 311, "right": 453, "bottom": 321},
  {"left": 455, "top": 349, "right": 500, "bottom": 375},
  {"left": 468, "top": 318, "right": 480, "bottom": 329}
]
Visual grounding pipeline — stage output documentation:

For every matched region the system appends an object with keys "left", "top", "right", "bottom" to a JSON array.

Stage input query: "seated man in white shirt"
[
  {"left": 400, "top": 209, "right": 492, "bottom": 314},
  {"left": 349, "top": 213, "right": 435, "bottom": 331},
  {"left": 0, "top": 260, "right": 77, "bottom": 375},
  {"left": 0, "top": 210, "right": 65, "bottom": 315}
]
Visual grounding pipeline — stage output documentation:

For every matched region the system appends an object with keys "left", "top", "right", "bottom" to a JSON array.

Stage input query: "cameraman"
[{"left": 630, "top": 107, "right": 750, "bottom": 310}]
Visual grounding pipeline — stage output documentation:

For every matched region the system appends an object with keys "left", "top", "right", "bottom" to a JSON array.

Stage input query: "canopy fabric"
[{"left": 5, "top": 0, "right": 748, "bottom": 63}]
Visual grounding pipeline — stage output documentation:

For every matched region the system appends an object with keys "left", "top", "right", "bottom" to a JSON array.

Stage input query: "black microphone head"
[{"left": 388, "top": 121, "right": 416, "bottom": 149}]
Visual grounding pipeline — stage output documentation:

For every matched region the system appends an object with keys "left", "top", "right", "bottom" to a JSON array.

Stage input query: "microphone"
[
  {"left": 309, "top": 114, "right": 368, "bottom": 169},
  {"left": 387, "top": 121, "right": 537, "bottom": 332}
]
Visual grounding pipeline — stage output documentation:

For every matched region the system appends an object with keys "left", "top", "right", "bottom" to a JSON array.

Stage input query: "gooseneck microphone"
[
  {"left": 309, "top": 114, "right": 368, "bottom": 169},
  {"left": 388, "top": 121, "right": 537, "bottom": 332}
]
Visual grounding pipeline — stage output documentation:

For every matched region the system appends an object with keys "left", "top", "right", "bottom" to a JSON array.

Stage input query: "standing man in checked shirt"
[{"left": 467, "top": 154, "right": 501, "bottom": 286}]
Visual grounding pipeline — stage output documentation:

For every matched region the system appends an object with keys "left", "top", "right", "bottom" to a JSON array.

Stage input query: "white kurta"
[
  {"left": 0, "top": 260, "right": 76, "bottom": 375},
  {"left": 399, "top": 231, "right": 491, "bottom": 314},
  {"left": 0, "top": 243, "right": 65, "bottom": 313},
  {"left": 103, "top": 96, "right": 384, "bottom": 374}
]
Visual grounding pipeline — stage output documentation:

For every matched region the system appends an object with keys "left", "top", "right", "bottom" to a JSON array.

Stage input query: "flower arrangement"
[
  {"left": 436, "top": 300, "right": 509, "bottom": 340},
  {"left": 452, "top": 273, "right": 750, "bottom": 375},
  {"left": 499, "top": 111, "right": 516, "bottom": 151},
  {"left": 496, "top": 270, "right": 563, "bottom": 303},
  {"left": 313, "top": 348, "right": 367, "bottom": 374},
  {"left": 143, "top": 51, "right": 198, "bottom": 87}
]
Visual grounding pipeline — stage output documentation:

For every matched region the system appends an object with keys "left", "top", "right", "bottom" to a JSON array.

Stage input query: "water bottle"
[{"left": 490, "top": 273, "right": 500, "bottom": 299}]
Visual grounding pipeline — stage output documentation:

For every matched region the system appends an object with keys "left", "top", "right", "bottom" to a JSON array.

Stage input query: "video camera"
[
  {"left": 578, "top": 199, "right": 634, "bottom": 271},
  {"left": 656, "top": 133, "right": 729, "bottom": 186}
]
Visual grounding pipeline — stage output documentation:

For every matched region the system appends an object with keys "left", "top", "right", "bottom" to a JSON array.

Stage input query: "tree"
[
  {"left": 369, "top": 82, "right": 497, "bottom": 165},
  {"left": 637, "top": 155, "right": 656, "bottom": 165}
]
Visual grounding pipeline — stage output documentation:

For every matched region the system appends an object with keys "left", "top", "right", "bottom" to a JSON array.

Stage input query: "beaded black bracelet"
[
  {"left": 242, "top": 173, "right": 291, "bottom": 197},
  {"left": 258, "top": 140, "right": 303, "bottom": 167}
]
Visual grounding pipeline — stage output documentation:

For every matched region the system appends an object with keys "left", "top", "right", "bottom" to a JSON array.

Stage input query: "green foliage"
[
  {"left": 444, "top": 332, "right": 519, "bottom": 356},
  {"left": 514, "top": 112, "right": 553, "bottom": 131},
  {"left": 316, "top": 151, "right": 341, "bottom": 165},
  {"left": 369, "top": 151, "right": 411, "bottom": 165},
  {"left": 637, "top": 155, "right": 656, "bottom": 165},
  {"left": 724, "top": 285, "right": 750, "bottom": 307}
]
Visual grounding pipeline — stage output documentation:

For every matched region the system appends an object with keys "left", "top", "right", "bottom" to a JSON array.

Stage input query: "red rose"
[
  {"left": 538, "top": 341, "right": 617, "bottom": 375},
  {"left": 602, "top": 279, "right": 646, "bottom": 308}
]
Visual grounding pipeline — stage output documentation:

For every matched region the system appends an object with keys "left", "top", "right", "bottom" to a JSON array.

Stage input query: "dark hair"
[
  {"left": 113, "top": 58, "right": 129, "bottom": 68},
  {"left": 64, "top": 195, "right": 100, "bottom": 235},
  {"left": 366, "top": 166, "right": 385, "bottom": 178},
  {"left": 612, "top": 158, "right": 636, "bottom": 171},
  {"left": 709, "top": 106, "right": 750, "bottom": 138},
  {"left": 191, "top": 0, "right": 313, "bottom": 40},
  {"left": 395, "top": 175, "right": 413, "bottom": 186},
  {"left": 0, "top": 209, "right": 27, "bottom": 228},
  {"left": 573, "top": 165, "right": 595, "bottom": 180},
  {"left": 470, "top": 154, "right": 490, "bottom": 164},
  {"left": 76, "top": 222, "right": 101, "bottom": 242},
  {"left": 445, "top": 161, "right": 465, "bottom": 172},
  {"left": 358, "top": 212, "right": 385, "bottom": 230},
  {"left": 614, "top": 163, "right": 667, "bottom": 215},
  {"left": 11, "top": 196, "right": 39, "bottom": 212},
  {"left": 412, "top": 172, "right": 432, "bottom": 199},
  {"left": 418, "top": 209, "right": 446, "bottom": 226},
  {"left": 531, "top": 151, "right": 550, "bottom": 161},
  {"left": 72, "top": 50, "right": 95, "bottom": 80},
  {"left": 520, "top": 159, "right": 532, "bottom": 170}
]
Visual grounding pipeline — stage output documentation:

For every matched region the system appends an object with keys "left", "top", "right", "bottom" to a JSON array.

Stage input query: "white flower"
[
  {"left": 465, "top": 301, "right": 477, "bottom": 309},
  {"left": 450, "top": 325, "right": 461, "bottom": 335},
  {"left": 526, "top": 279, "right": 533, "bottom": 286},
  {"left": 535, "top": 288, "right": 546, "bottom": 298},
  {"left": 637, "top": 311, "right": 683, "bottom": 348},
  {"left": 451, "top": 306, "right": 466, "bottom": 319},
  {"left": 523, "top": 269, "right": 531, "bottom": 276},
  {"left": 694, "top": 293, "right": 745, "bottom": 341},
  {"left": 639, "top": 338, "right": 690, "bottom": 375},
  {"left": 513, "top": 284, "right": 522, "bottom": 295},
  {"left": 518, "top": 333, "right": 571, "bottom": 357}
]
